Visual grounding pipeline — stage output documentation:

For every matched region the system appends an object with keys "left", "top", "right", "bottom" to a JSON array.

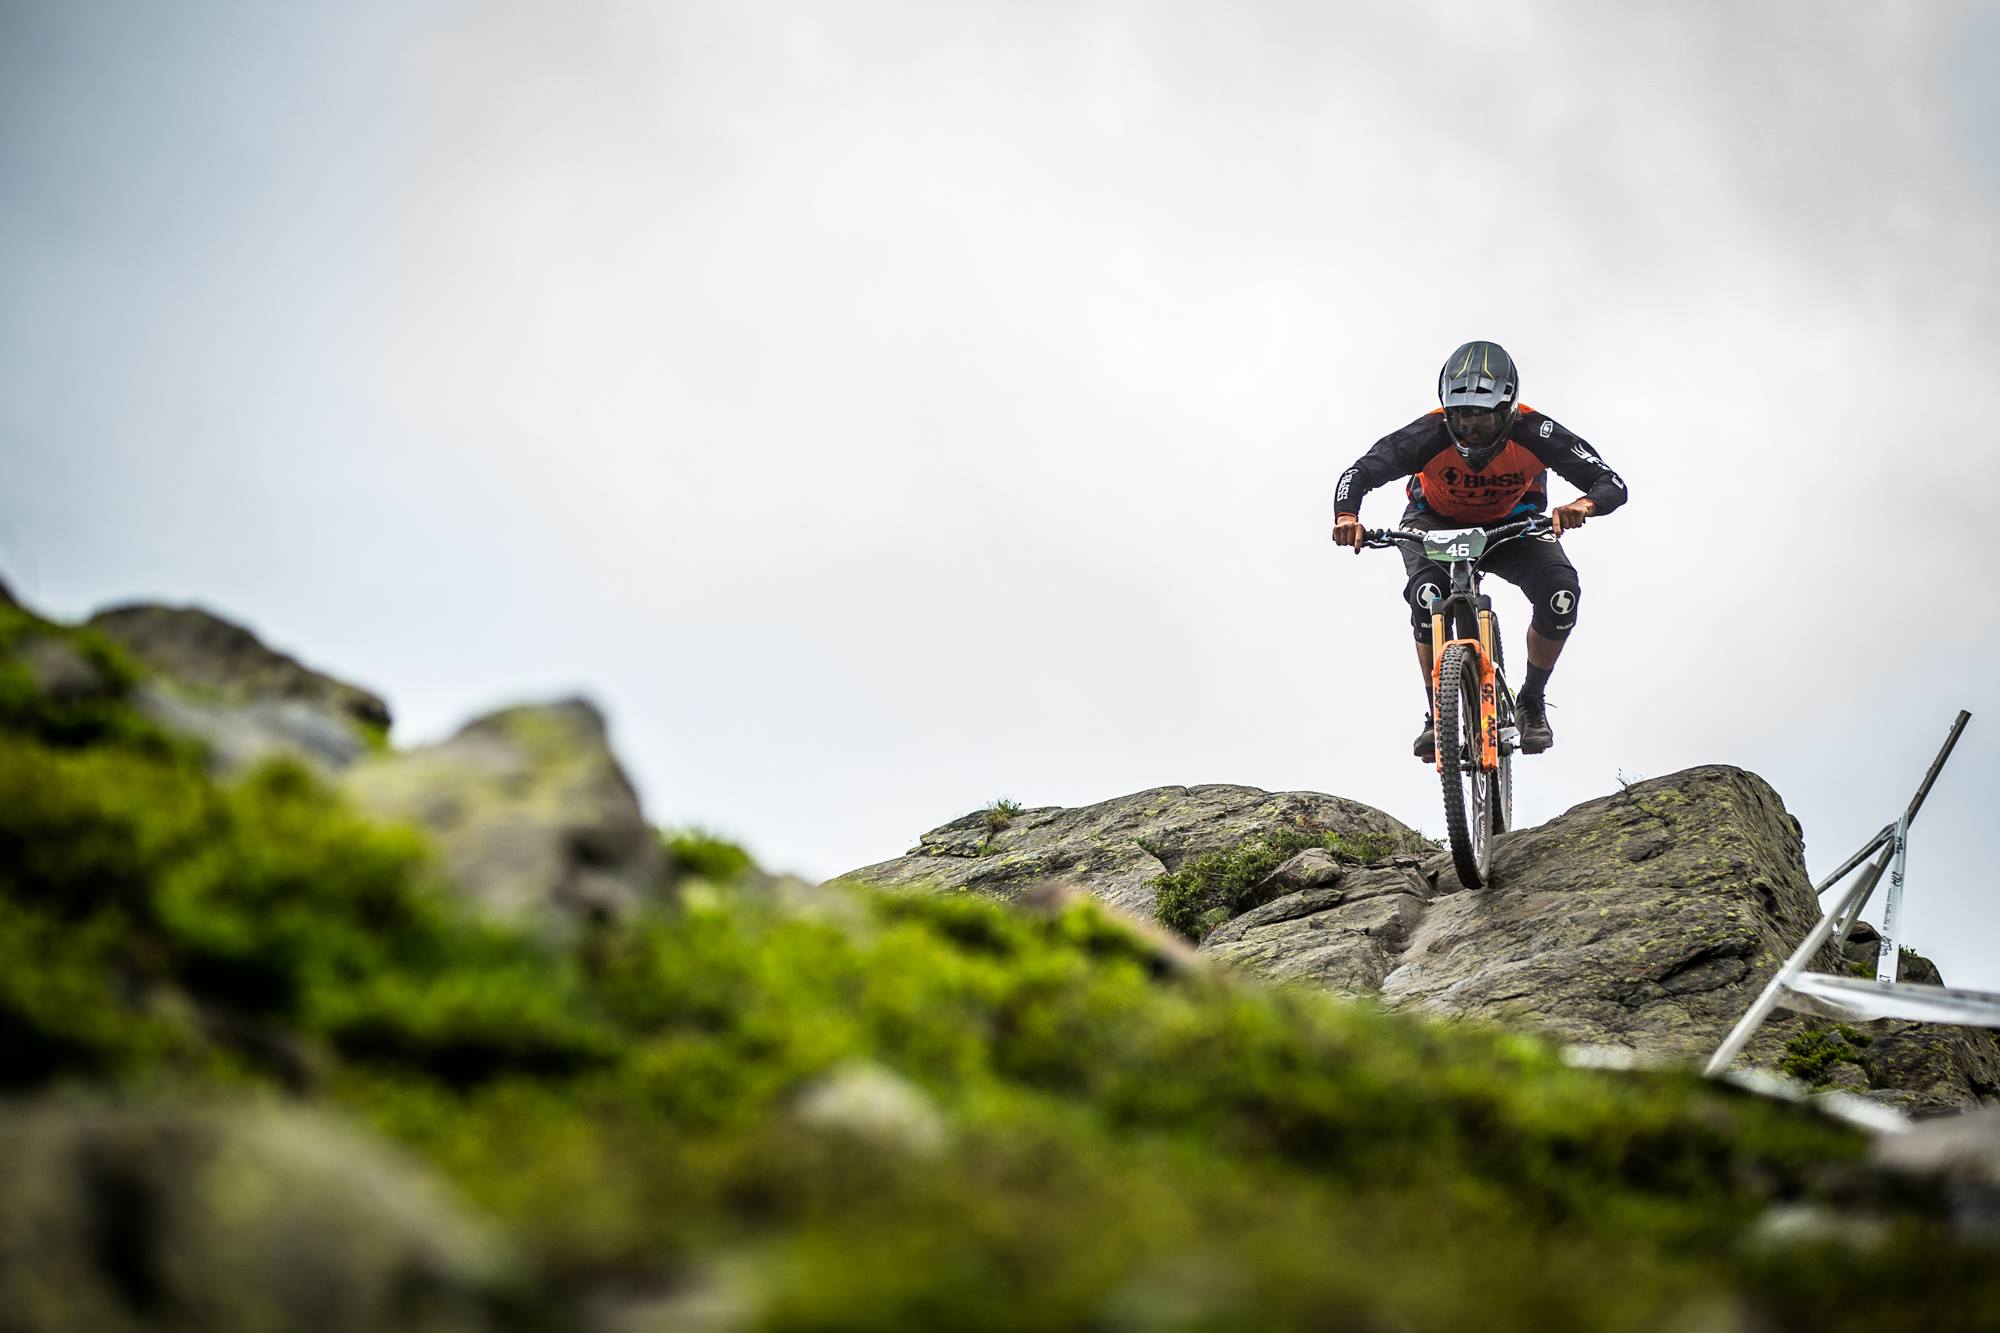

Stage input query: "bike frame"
[
  {"left": 1363, "top": 515, "right": 1548, "bottom": 775},
  {"left": 1429, "top": 562, "right": 1503, "bottom": 775},
  {"left": 1358, "top": 514, "right": 1550, "bottom": 888}
]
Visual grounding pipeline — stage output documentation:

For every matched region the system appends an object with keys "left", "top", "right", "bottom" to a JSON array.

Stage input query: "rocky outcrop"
[
  {"left": 0, "top": 1100, "right": 510, "bottom": 1333},
  {"left": 1201, "top": 858, "right": 1432, "bottom": 993},
  {"left": 342, "top": 699, "right": 665, "bottom": 929},
  {"left": 849, "top": 767, "right": 2000, "bottom": 1116},
  {"left": 842, "top": 784, "right": 1416, "bottom": 920},
  {"left": 89, "top": 604, "right": 390, "bottom": 773},
  {"left": 1377, "top": 767, "right": 1821, "bottom": 1055}
]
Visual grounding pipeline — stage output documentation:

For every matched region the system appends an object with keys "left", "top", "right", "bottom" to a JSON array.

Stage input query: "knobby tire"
[
  {"left": 1437, "top": 644, "right": 1490, "bottom": 889},
  {"left": 1492, "top": 620, "right": 1513, "bottom": 837}
]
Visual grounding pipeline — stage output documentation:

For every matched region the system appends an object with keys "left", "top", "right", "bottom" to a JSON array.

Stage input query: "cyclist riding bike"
[{"left": 1331, "top": 340, "right": 1629, "bottom": 760}]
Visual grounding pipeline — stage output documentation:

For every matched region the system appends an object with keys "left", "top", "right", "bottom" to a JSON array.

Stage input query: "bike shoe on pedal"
[
  {"left": 1517, "top": 696, "right": 1554, "bottom": 753},
  {"left": 1413, "top": 713, "right": 1436, "bottom": 763}
]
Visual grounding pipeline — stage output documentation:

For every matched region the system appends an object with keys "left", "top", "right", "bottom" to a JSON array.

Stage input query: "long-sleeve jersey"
[{"left": 1334, "top": 406, "right": 1628, "bottom": 525}]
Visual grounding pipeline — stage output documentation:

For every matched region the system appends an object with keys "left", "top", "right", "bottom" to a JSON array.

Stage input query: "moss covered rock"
[
  {"left": 0, "top": 1100, "right": 511, "bottom": 1333},
  {"left": 88, "top": 604, "right": 390, "bottom": 773},
  {"left": 8, "top": 582, "right": 2000, "bottom": 1329},
  {"left": 342, "top": 699, "right": 664, "bottom": 929},
  {"left": 841, "top": 784, "right": 1418, "bottom": 920}
]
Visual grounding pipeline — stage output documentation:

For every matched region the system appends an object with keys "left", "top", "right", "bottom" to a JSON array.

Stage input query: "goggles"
[{"left": 1445, "top": 406, "right": 1508, "bottom": 449}]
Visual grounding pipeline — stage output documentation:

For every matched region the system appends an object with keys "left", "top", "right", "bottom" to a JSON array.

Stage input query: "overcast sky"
[{"left": 6, "top": 1, "right": 2000, "bottom": 985}]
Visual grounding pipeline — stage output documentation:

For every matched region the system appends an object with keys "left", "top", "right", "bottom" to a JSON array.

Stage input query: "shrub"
[{"left": 660, "top": 826, "right": 756, "bottom": 885}]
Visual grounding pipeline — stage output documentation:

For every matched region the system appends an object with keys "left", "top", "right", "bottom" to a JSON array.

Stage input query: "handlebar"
[{"left": 1360, "top": 514, "right": 1552, "bottom": 551}]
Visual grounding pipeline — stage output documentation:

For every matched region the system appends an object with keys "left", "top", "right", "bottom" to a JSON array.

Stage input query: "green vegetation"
[
  {"left": 1152, "top": 826, "right": 1422, "bottom": 940},
  {"left": 982, "top": 797, "right": 1024, "bottom": 833},
  {"left": 3, "top": 602, "right": 1998, "bottom": 1330},
  {"left": 660, "top": 825, "right": 755, "bottom": 886},
  {"left": 1781, "top": 1024, "right": 1874, "bottom": 1088}
]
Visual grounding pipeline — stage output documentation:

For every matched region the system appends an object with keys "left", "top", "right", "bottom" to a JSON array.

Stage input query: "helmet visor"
[{"left": 1445, "top": 406, "right": 1508, "bottom": 451}]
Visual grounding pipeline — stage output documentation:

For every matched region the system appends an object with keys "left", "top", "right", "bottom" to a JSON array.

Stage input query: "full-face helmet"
[{"left": 1438, "top": 340, "right": 1520, "bottom": 471}]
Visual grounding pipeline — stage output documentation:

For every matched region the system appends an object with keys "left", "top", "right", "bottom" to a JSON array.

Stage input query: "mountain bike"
[{"left": 1362, "top": 515, "right": 1553, "bottom": 888}]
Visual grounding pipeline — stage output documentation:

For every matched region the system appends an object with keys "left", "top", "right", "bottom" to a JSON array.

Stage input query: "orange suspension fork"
[{"left": 1431, "top": 634, "right": 1500, "bottom": 775}]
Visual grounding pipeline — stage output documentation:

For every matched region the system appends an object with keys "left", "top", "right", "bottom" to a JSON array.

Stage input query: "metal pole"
[
  {"left": 1815, "top": 823, "right": 1896, "bottom": 897},
  {"left": 1832, "top": 839, "right": 1897, "bottom": 950},
  {"left": 1706, "top": 711, "right": 1973, "bottom": 1079},
  {"left": 1703, "top": 861, "right": 1885, "bottom": 1077},
  {"left": 1903, "top": 710, "right": 1971, "bottom": 829},
  {"left": 1876, "top": 811, "right": 1911, "bottom": 984}
]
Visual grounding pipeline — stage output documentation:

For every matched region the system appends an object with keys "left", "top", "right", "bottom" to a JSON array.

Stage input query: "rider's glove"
[{"left": 1551, "top": 498, "right": 1597, "bottom": 535}]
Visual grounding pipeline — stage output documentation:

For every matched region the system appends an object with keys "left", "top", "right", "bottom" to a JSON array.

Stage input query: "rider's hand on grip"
[
  {"left": 1332, "top": 515, "right": 1365, "bottom": 552},
  {"left": 1551, "top": 498, "right": 1596, "bottom": 535}
]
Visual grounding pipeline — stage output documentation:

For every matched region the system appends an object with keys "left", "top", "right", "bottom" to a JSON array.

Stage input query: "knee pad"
[
  {"left": 1529, "top": 570, "right": 1582, "bottom": 639},
  {"left": 1405, "top": 570, "right": 1446, "bottom": 640}
]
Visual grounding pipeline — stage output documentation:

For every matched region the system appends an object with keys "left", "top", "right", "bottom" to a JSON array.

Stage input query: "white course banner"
[{"left": 1779, "top": 972, "right": 2000, "bottom": 1028}]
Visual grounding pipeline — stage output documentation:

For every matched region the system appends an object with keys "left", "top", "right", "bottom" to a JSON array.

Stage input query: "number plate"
[{"left": 1422, "top": 528, "right": 1487, "bottom": 562}]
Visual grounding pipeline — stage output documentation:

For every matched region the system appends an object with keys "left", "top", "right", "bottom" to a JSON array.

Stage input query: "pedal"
[{"left": 1499, "top": 726, "right": 1520, "bottom": 753}]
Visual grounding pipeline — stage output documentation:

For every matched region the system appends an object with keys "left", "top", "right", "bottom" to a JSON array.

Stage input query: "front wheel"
[
  {"left": 1436, "top": 644, "right": 1492, "bottom": 888},
  {"left": 1491, "top": 623, "right": 1513, "bottom": 838}
]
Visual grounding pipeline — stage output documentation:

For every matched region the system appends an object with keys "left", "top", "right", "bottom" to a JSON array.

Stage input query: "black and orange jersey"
[{"left": 1333, "top": 405, "right": 1627, "bottom": 525}]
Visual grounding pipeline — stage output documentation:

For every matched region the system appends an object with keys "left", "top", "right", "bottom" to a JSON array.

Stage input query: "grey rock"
[
  {"left": 1374, "top": 768, "right": 1822, "bottom": 1058},
  {"left": 1840, "top": 919, "right": 1944, "bottom": 985},
  {"left": 16, "top": 634, "right": 112, "bottom": 703},
  {"left": 792, "top": 1061, "right": 949, "bottom": 1158},
  {"left": 1261, "top": 847, "right": 1349, "bottom": 892},
  {"left": 1848, "top": 1019, "right": 2000, "bottom": 1118},
  {"left": 136, "top": 684, "right": 375, "bottom": 773},
  {"left": 342, "top": 698, "right": 665, "bottom": 928},
  {"left": 0, "top": 1099, "right": 510, "bottom": 1333},
  {"left": 1202, "top": 864, "right": 1433, "bottom": 994},
  {"left": 1874, "top": 1106, "right": 2000, "bottom": 1234},
  {"left": 848, "top": 766, "right": 1997, "bottom": 1115},
  {"left": 838, "top": 784, "right": 1415, "bottom": 920},
  {"left": 89, "top": 604, "right": 389, "bottom": 773},
  {"left": 1874, "top": 1105, "right": 2000, "bottom": 1185}
]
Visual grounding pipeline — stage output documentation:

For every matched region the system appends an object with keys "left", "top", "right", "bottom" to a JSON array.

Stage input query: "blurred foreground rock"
[
  {"left": 89, "top": 604, "right": 390, "bottom": 773},
  {"left": 0, "top": 1100, "right": 510, "bottom": 1333},
  {"left": 343, "top": 699, "right": 665, "bottom": 929},
  {"left": 1874, "top": 1105, "right": 2000, "bottom": 1234}
]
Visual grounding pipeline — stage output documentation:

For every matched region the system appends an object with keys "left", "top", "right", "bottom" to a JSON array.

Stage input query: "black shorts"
[{"left": 1395, "top": 505, "right": 1582, "bottom": 642}]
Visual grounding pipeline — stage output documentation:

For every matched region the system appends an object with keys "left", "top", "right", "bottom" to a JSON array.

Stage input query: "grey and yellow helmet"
[{"left": 1438, "top": 340, "right": 1520, "bottom": 470}]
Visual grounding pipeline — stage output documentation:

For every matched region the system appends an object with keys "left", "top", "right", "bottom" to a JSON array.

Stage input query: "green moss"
[
  {"left": 0, "top": 604, "right": 189, "bottom": 758},
  {"left": 4, "top": 613, "right": 1998, "bottom": 1329},
  {"left": 1151, "top": 827, "right": 1421, "bottom": 940},
  {"left": 1780, "top": 1024, "right": 1873, "bottom": 1087}
]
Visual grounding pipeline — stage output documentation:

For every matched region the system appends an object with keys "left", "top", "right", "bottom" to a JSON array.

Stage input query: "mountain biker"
[{"left": 1331, "top": 341, "right": 1628, "bottom": 760}]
